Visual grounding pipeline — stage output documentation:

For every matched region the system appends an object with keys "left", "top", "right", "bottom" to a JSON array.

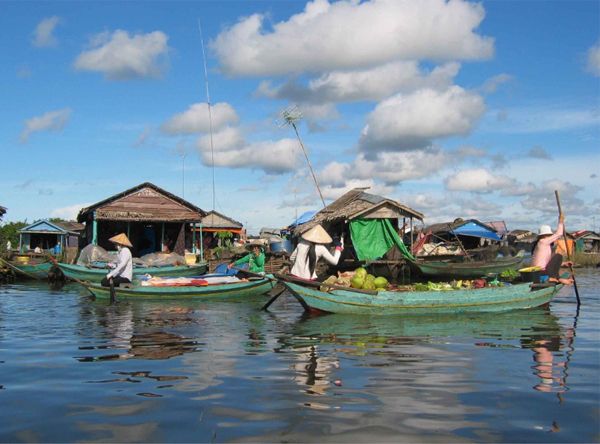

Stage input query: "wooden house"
[
  {"left": 17, "top": 219, "right": 84, "bottom": 261},
  {"left": 193, "top": 210, "right": 245, "bottom": 250},
  {"left": 293, "top": 188, "right": 424, "bottom": 278},
  {"left": 572, "top": 230, "right": 600, "bottom": 253},
  {"left": 77, "top": 182, "right": 206, "bottom": 257}
]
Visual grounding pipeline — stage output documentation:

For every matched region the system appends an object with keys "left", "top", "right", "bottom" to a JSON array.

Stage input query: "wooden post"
[{"left": 92, "top": 214, "right": 98, "bottom": 245}]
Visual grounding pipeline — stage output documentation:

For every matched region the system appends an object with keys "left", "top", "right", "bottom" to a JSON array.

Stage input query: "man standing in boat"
[{"left": 101, "top": 233, "right": 133, "bottom": 287}]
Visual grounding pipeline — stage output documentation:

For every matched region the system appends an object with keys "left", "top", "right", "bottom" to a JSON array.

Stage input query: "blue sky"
[{"left": 1, "top": 0, "right": 599, "bottom": 234}]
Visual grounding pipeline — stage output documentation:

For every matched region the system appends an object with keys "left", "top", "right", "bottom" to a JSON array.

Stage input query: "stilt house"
[{"left": 77, "top": 182, "right": 206, "bottom": 257}]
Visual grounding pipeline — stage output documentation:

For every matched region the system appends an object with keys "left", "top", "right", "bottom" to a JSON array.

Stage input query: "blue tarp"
[
  {"left": 289, "top": 210, "right": 317, "bottom": 228},
  {"left": 451, "top": 221, "right": 502, "bottom": 241}
]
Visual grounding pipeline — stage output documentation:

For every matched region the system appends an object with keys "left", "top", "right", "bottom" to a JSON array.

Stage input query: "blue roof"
[
  {"left": 19, "top": 220, "right": 68, "bottom": 234},
  {"left": 289, "top": 210, "right": 317, "bottom": 228},
  {"left": 451, "top": 221, "right": 501, "bottom": 241}
]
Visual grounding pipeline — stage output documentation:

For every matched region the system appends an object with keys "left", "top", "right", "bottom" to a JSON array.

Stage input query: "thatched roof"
[{"left": 295, "top": 188, "right": 424, "bottom": 234}]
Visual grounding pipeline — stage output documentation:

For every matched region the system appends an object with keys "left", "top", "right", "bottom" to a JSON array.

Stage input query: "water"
[{"left": 1, "top": 270, "right": 598, "bottom": 443}]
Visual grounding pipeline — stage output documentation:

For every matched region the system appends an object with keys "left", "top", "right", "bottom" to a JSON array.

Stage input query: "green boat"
[
  {"left": 276, "top": 274, "right": 562, "bottom": 315},
  {"left": 410, "top": 255, "right": 524, "bottom": 279},
  {"left": 79, "top": 275, "right": 275, "bottom": 301},
  {"left": 0, "top": 257, "right": 53, "bottom": 280},
  {"left": 57, "top": 261, "right": 208, "bottom": 283}
]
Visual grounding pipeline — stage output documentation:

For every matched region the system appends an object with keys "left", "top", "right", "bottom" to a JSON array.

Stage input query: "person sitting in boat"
[
  {"left": 101, "top": 233, "right": 133, "bottom": 287},
  {"left": 289, "top": 224, "right": 343, "bottom": 280},
  {"left": 531, "top": 213, "right": 573, "bottom": 285},
  {"left": 228, "top": 241, "right": 265, "bottom": 274}
]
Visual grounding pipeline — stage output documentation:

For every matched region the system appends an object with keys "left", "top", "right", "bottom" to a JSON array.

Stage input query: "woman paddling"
[{"left": 531, "top": 213, "right": 573, "bottom": 285}]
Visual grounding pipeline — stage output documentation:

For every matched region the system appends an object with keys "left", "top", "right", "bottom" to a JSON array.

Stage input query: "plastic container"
[{"left": 520, "top": 270, "right": 541, "bottom": 283}]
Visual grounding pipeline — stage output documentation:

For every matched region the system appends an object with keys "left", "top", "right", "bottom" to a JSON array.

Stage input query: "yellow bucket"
[
  {"left": 15, "top": 256, "right": 30, "bottom": 264},
  {"left": 184, "top": 253, "right": 197, "bottom": 265}
]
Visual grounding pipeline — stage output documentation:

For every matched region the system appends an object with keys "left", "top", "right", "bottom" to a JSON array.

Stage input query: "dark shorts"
[{"left": 101, "top": 276, "right": 131, "bottom": 287}]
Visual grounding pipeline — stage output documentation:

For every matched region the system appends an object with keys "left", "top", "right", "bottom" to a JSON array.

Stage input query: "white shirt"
[
  {"left": 107, "top": 247, "right": 133, "bottom": 281},
  {"left": 290, "top": 239, "right": 342, "bottom": 280}
]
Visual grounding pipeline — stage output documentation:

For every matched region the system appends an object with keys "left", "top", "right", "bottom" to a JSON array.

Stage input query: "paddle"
[
  {"left": 554, "top": 190, "right": 581, "bottom": 306},
  {"left": 109, "top": 277, "right": 117, "bottom": 304},
  {"left": 261, "top": 284, "right": 287, "bottom": 311}
]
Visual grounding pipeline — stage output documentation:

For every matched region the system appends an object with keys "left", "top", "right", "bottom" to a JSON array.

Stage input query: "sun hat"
[
  {"left": 108, "top": 233, "right": 133, "bottom": 248},
  {"left": 245, "top": 240, "right": 266, "bottom": 250},
  {"left": 301, "top": 224, "right": 332, "bottom": 244},
  {"left": 538, "top": 225, "right": 553, "bottom": 236}
]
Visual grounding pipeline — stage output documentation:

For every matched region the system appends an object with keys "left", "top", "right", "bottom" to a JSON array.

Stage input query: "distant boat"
[
  {"left": 0, "top": 256, "right": 53, "bottom": 280},
  {"left": 78, "top": 274, "right": 274, "bottom": 301},
  {"left": 410, "top": 255, "right": 524, "bottom": 279},
  {"left": 56, "top": 261, "right": 209, "bottom": 283},
  {"left": 275, "top": 273, "right": 561, "bottom": 315}
]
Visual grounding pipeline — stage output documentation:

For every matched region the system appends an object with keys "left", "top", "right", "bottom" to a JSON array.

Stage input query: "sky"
[{"left": 1, "top": 0, "right": 599, "bottom": 235}]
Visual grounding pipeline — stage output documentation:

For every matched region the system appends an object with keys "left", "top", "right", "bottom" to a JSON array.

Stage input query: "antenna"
[
  {"left": 198, "top": 20, "right": 216, "bottom": 211},
  {"left": 281, "top": 106, "right": 326, "bottom": 208}
]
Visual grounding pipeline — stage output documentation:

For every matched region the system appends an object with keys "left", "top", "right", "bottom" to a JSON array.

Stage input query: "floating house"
[
  {"left": 17, "top": 219, "right": 84, "bottom": 259},
  {"left": 294, "top": 188, "right": 424, "bottom": 276},
  {"left": 572, "top": 230, "right": 600, "bottom": 253},
  {"left": 77, "top": 182, "right": 206, "bottom": 257},
  {"left": 193, "top": 210, "right": 245, "bottom": 250}
]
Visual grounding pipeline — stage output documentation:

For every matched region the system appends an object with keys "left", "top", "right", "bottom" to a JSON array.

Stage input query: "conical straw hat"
[
  {"left": 301, "top": 224, "right": 332, "bottom": 244},
  {"left": 108, "top": 233, "right": 133, "bottom": 248}
]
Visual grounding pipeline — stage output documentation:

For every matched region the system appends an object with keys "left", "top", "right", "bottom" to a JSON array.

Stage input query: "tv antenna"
[{"left": 281, "top": 106, "right": 326, "bottom": 208}]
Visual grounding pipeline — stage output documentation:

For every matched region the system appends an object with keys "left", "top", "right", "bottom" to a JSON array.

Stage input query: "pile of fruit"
[
  {"left": 321, "top": 267, "right": 389, "bottom": 291},
  {"left": 413, "top": 278, "right": 505, "bottom": 291}
]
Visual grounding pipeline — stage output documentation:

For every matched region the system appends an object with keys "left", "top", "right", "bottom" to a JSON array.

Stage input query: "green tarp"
[{"left": 349, "top": 218, "right": 415, "bottom": 262}]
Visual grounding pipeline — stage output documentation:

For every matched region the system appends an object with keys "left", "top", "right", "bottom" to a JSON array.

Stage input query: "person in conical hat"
[
  {"left": 531, "top": 213, "right": 573, "bottom": 285},
  {"left": 101, "top": 233, "right": 133, "bottom": 287},
  {"left": 290, "top": 224, "right": 343, "bottom": 280},
  {"left": 108, "top": 233, "right": 133, "bottom": 248}
]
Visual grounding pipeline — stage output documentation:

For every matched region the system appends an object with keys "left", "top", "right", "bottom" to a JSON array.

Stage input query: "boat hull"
[
  {"left": 82, "top": 277, "right": 275, "bottom": 300},
  {"left": 282, "top": 280, "right": 561, "bottom": 315},
  {"left": 0, "top": 259, "right": 52, "bottom": 280},
  {"left": 412, "top": 257, "right": 523, "bottom": 279},
  {"left": 57, "top": 262, "right": 208, "bottom": 283}
]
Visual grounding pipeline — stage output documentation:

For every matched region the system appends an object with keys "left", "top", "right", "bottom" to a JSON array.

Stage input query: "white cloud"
[
  {"left": 51, "top": 203, "right": 90, "bottom": 220},
  {"left": 20, "top": 108, "right": 72, "bottom": 143},
  {"left": 586, "top": 41, "right": 600, "bottom": 77},
  {"left": 319, "top": 148, "right": 452, "bottom": 187},
  {"left": 196, "top": 127, "right": 302, "bottom": 174},
  {"left": 32, "top": 16, "right": 61, "bottom": 48},
  {"left": 258, "top": 62, "right": 460, "bottom": 104},
  {"left": 444, "top": 168, "right": 516, "bottom": 193},
  {"left": 212, "top": 0, "right": 493, "bottom": 76},
  {"left": 161, "top": 102, "right": 239, "bottom": 135},
  {"left": 321, "top": 179, "right": 395, "bottom": 201},
  {"left": 74, "top": 30, "right": 169, "bottom": 80},
  {"left": 478, "top": 73, "right": 513, "bottom": 94},
  {"left": 359, "top": 86, "right": 485, "bottom": 153}
]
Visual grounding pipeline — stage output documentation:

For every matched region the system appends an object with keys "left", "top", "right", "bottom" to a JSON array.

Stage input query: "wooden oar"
[{"left": 554, "top": 190, "right": 581, "bottom": 306}]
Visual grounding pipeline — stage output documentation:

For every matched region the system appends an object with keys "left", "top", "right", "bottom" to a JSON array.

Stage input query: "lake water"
[{"left": 1, "top": 270, "right": 598, "bottom": 443}]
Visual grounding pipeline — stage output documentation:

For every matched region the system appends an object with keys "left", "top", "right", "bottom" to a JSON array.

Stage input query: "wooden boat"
[
  {"left": 56, "top": 261, "right": 209, "bottom": 283},
  {"left": 0, "top": 256, "right": 53, "bottom": 280},
  {"left": 79, "top": 274, "right": 275, "bottom": 301},
  {"left": 275, "top": 273, "right": 562, "bottom": 315},
  {"left": 410, "top": 255, "right": 524, "bottom": 279}
]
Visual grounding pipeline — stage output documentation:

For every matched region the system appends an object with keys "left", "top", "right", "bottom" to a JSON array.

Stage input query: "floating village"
[{"left": 1, "top": 182, "right": 598, "bottom": 313}]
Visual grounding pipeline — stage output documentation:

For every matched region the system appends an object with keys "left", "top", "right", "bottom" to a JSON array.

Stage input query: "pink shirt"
[{"left": 531, "top": 222, "right": 564, "bottom": 270}]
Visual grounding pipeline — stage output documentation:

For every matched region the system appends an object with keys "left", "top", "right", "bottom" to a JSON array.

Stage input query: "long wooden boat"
[
  {"left": 410, "top": 255, "right": 524, "bottom": 279},
  {"left": 57, "top": 261, "right": 209, "bottom": 283},
  {"left": 0, "top": 257, "right": 52, "bottom": 280},
  {"left": 79, "top": 275, "right": 275, "bottom": 301},
  {"left": 275, "top": 274, "right": 562, "bottom": 315}
]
